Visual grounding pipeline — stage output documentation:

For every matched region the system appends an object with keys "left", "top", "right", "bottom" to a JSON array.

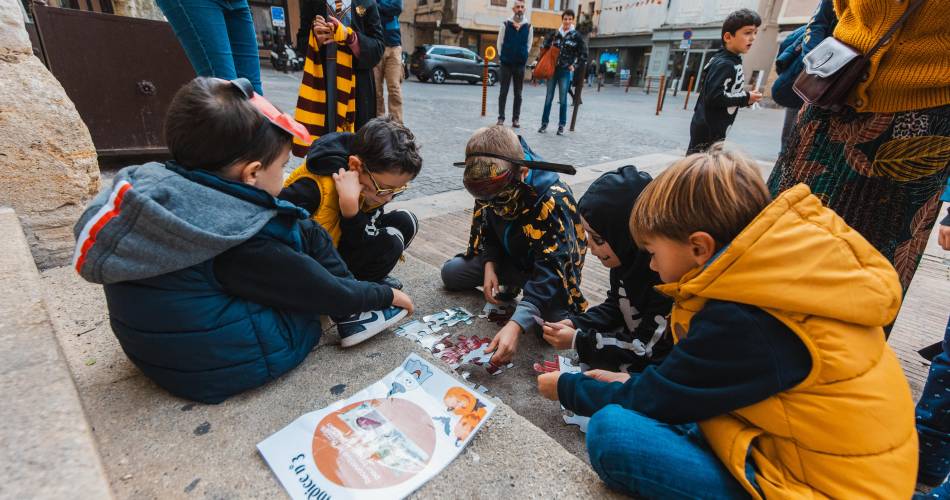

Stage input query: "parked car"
[{"left": 409, "top": 44, "right": 498, "bottom": 85}]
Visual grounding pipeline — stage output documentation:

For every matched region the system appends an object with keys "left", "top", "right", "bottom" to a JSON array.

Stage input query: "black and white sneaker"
[
  {"left": 378, "top": 275, "right": 404, "bottom": 290},
  {"left": 336, "top": 307, "right": 408, "bottom": 347}
]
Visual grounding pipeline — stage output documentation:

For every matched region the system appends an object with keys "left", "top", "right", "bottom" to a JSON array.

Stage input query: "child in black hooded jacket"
[{"left": 542, "top": 165, "right": 673, "bottom": 372}]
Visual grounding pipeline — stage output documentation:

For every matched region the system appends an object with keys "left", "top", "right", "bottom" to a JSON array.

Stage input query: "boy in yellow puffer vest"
[
  {"left": 537, "top": 143, "right": 917, "bottom": 498},
  {"left": 280, "top": 116, "right": 421, "bottom": 289}
]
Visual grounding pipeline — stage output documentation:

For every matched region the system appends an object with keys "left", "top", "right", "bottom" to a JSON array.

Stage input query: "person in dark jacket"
[
  {"left": 541, "top": 166, "right": 672, "bottom": 372},
  {"left": 441, "top": 126, "right": 587, "bottom": 364},
  {"left": 293, "top": 0, "right": 385, "bottom": 157},
  {"left": 687, "top": 9, "right": 762, "bottom": 154},
  {"left": 280, "top": 116, "right": 422, "bottom": 288},
  {"left": 496, "top": 0, "right": 533, "bottom": 128},
  {"left": 771, "top": 0, "right": 836, "bottom": 156},
  {"left": 538, "top": 9, "right": 587, "bottom": 136},
  {"left": 72, "top": 78, "right": 413, "bottom": 403},
  {"left": 374, "top": 0, "right": 404, "bottom": 123}
]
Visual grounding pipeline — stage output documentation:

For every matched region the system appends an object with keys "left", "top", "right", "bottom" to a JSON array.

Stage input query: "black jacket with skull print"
[{"left": 690, "top": 49, "right": 751, "bottom": 140}]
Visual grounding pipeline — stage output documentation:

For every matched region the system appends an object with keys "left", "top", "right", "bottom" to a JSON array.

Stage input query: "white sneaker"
[{"left": 336, "top": 307, "right": 408, "bottom": 347}]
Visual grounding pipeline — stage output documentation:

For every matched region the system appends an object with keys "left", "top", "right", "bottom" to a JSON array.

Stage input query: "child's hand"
[
  {"left": 486, "top": 321, "right": 521, "bottom": 363},
  {"left": 537, "top": 371, "right": 561, "bottom": 401},
  {"left": 584, "top": 369, "right": 630, "bottom": 384},
  {"left": 332, "top": 168, "right": 362, "bottom": 218},
  {"left": 391, "top": 289, "right": 414, "bottom": 316},
  {"left": 542, "top": 321, "right": 576, "bottom": 350},
  {"left": 748, "top": 90, "right": 763, "bottom": 105},
  {"left": 482, "top": 261, "right": 500, "bottom": 305},
  {"left": 939, "top": 224, "right": 949, "bottom": 251}
]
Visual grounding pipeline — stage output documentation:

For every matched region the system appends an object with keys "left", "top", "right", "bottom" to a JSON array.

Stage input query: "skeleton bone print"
[{"left": 723, "top": 63, "right": 746, "bottom": 115}]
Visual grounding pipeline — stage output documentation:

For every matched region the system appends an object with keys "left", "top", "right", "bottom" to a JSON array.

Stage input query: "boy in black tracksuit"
[
  {"left": 687, "top": 9, "right": 763, "bottom": 154},
  {"left": 541, "top": 166, "right": 672, "bottom": 372}
]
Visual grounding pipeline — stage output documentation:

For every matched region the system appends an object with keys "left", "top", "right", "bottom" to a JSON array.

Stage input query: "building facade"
[
  {"left": 411, "top": 0, "right": 578, "bottom": 61},
  {"left": 592, "top": 0, "right": 788, "bottom": 91}
]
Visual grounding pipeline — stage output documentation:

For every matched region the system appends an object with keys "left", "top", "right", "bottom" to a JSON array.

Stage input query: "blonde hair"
[
  {"left": 464, "top": 125, "right": 524, "bottom": 178},
  {"left": 629, "top": 142, "right": 771, "bottom": 247}
]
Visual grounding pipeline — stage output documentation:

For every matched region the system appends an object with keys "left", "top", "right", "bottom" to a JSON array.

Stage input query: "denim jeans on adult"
[
  {"left": 541, "top": 67, "right": 572, "bottom": 127},
  {"left": 917, "top": 316, "right": 950, "bottom": 487},
  {"left": 586, "top": 404, "right": 759, "bottom": 499},
  {"left": 498, "top": 63, "right": 525, "bottom": 121},
  {"left": 156, "top": 0, "right": 263, "bottom": 94}
]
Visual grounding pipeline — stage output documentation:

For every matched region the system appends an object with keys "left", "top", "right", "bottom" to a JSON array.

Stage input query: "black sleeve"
[
  {"left": 573, "top": 33, "right": 588, "bottom": 69},
  {"left": 703, "top": 60, "right": 750, "bottom": 109},
  {"left": 278, "top": 177, "right": 322, "bottom": 215},
  {"left": 213, "top": 229, "right": 394, "bottom": 316},
  {"left": 339, "top": 207, "right": 378, "bottom": 246},
  {"left": 297, "top": 0, "right": 316, "bottom": 52},
  {"left": 354, "top": 1, "right": 385, "bottom": 70},
  {"left": 558, "top": 301, "right": 812, "bottom": 424},
  {"left": 572, "top": 280, "right": 622, "bottom": 332},
  {"left": 477, "top": 206, "right": 504, "bottom": 263}
]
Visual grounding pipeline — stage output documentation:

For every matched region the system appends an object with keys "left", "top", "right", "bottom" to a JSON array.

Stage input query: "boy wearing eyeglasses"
[
  {"left": 441, "top": 125, "right": 587, "bottom": 364},
  {"left": 281, "top": 116, "right": 422, "bottom": 289}
]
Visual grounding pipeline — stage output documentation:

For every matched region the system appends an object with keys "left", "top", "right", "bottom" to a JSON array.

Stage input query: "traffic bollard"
[{"left": 683, "top": 75, "right": 696, "bottom": 110}]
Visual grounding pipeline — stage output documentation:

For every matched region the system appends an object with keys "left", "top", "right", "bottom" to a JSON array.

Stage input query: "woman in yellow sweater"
[{"left": 768, "top": 0, "right": 950, "bottom": 296}]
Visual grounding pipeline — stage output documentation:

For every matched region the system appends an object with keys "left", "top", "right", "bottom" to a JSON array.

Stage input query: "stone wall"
[
  {"left": 111, "top": 0, "right": 165, "bottom": 21},
  {"left": 0, "top": 0, "right": 100, "bottom": 269}
]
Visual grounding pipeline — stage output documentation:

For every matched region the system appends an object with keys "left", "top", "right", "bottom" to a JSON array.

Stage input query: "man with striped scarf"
[{"left": 294, "top": 0, "right": 385, "bottom": 157}]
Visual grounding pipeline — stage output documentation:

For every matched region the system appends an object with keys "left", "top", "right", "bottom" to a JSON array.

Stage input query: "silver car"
[{"left": 409, "top": 44, "right": 498, "bottom": 85}]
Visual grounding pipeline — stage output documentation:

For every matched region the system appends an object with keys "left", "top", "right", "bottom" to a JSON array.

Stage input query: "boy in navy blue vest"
[
  {"left": 496, "top": 0, "right": 533, "bottom": 129},
  {"left": 72, "top": 77, "right": 414, "bottom": 403}
]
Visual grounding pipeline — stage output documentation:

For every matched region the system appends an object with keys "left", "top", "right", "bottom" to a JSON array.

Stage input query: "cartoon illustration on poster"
[{"left": 258, "top": 354, "right": 494, "bottom": 499}]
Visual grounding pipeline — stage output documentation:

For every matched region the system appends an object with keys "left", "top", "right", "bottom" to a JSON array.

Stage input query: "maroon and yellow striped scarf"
[{"left": 293, "top": 27, "right": 357, "bottom": 157}]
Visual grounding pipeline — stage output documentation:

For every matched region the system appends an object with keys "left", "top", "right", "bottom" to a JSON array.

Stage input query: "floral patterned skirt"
[{"left": 768, "top": 104, "right": 950, "bottom": 293}]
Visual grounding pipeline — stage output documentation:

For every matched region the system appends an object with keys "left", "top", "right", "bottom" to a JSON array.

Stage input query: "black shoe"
[
  {"left": 494, "top": 286, "right": 522, "bottom": 302},
  {"left": 538, "top": 125, "right": 547, "bottom": 133},
  {"left": 496, "top": 118, "right": 505, "bottom": 126},
  {"left": 512, "top": 119, "right": 520, "bottom": 129},
  {"left": 556, "top": 126, "right": 564, "bottom": 135},
  {"left": 378, "top": 275, "right": 403, "bottom": 290}
]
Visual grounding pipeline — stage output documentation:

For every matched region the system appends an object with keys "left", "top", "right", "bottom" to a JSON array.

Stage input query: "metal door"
[{"left": 31, "top": 2, "right": 195, "bottom": 165}]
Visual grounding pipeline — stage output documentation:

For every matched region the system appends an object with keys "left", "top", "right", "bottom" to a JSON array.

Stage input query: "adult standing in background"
[
  {"left": 770, "top": 0, "right": 835, "bottom": 156},
  {"left": 374, "top": 0, "right": 404, "bottom": 123},
  {"left": 538, "top": 9, "right": 586, "bottom": 136},
  {"left": 293, "top": 0, "right": 385, "bottom": 156},
  {"left": 496, "top": 0, "right": 532, "bottom": 129},
  {"left": 768, "top": 0, "right": 950, "bottom": 297},
  {"left": 156, "top": 0, "right": 263, "bottom": 93}
]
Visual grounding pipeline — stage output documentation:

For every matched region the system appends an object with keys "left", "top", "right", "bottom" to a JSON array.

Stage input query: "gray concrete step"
[
  {"left": 0, "top": 207, "right": 113, "bottom": 499},
  {"left": 39, "top": 251, "right": 621, "bottom": 499}
]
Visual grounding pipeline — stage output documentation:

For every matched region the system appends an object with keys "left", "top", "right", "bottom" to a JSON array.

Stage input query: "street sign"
[
  {"left": 271, "top": 6, "right": 285, "bottom": 27},
  {"left": 679, "top": 39, "right": 691, "bottom": 49},
  {"left": 683, "top": 29, "right": 692, "bottom": 40}
]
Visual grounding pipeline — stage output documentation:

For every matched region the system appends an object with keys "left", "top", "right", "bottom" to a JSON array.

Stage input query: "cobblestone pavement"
[{"left": 261, "top": 68, "right": 787, "bottom": 200}]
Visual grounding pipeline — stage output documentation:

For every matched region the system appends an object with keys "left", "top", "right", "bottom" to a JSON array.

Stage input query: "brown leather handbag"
[
  {"left": 533, "top": 45, "right": 559, "bottom": 80},
  {"left": 793, "top": 0, "right": 924, "bottom": 109}
]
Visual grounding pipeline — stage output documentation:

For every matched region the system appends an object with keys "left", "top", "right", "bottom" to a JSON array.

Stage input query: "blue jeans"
[
  {"left": 586, "top": 405, "right": 757, "bottom": 499},
  {"left": 917, "top": 316, "right": 950, "bottom": 487},
  {"left": 541, "top": 67, "right": 572, "bottom": 127},
  {"left": 156, "top": 0, "right": 263, "bottom": 94}
]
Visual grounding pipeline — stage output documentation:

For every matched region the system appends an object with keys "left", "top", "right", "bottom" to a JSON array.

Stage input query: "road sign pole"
[{"left": 481, "top": 46, "right": 496, "bottom": 117}]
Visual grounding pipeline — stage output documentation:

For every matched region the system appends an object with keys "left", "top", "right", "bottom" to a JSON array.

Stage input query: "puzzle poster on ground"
[{"left": 258, "top": 354, "right": 495, "bottom": 499}]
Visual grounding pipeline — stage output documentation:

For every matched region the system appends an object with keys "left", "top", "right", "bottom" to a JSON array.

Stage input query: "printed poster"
[{"left": 258, "top": 354, "right": 495, "bottom": 499}]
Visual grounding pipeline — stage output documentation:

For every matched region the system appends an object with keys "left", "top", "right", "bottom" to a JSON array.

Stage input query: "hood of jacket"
[
  {"left": 305, "top": 132, "right": 357, "bottom": 176},
  {"left": 578, "top": 165, "right": 651, "bottom": 264},
  {"left": 659, "top": 184, "right": 902, "bottom": 328},
  {"left": 73, "top": 162, "right": 308, "bottom": 285}
]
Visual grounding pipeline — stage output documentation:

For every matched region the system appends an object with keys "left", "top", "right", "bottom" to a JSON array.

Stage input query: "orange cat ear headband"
[{"left": 229, "top": 78, "right": 311, "bottom": 144}]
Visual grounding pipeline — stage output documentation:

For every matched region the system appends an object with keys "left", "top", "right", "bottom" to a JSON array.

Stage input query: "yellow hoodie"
[{"left": 657, "top": 184, "right": 917, "bottom": 498}]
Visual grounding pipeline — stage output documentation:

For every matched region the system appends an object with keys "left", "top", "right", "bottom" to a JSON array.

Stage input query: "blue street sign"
[
  {"left": 683, "top": 29, "right": 693, "bottom": 40},
  {"left": 271, "top": 6, "right": 285, "bottom": 28}
]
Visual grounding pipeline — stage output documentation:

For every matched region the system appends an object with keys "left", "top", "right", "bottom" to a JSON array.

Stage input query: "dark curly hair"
[{"left": 351, "top": 115, "right": 423, "bottom": 177}]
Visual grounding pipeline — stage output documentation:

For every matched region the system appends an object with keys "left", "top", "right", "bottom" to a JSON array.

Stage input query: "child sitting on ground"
[
  {"left": 441, "top": 125, "right": 587, "bottom": 364},
  {"left": 72, "top": 77, "right": 413, "bottom": 404},
  {"left": 280, "top": 116, "right": 422, "bottom": 289},
  {"left": 541, "top": 166, "right": 672, "bottom": 372},
  {"left": 538, "top": 144, "right": 917, "bottom": 498}
]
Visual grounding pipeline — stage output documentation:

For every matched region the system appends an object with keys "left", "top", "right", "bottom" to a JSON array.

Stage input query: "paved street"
[{"left": 262, "top": 68, "right": 787, "bottom": 200}]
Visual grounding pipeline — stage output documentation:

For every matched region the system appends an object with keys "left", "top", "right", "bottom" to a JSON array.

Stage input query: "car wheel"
[
  {"left": 487, "top": 70, "right": 498, "bottom": 86},
  {"left": 416, "top": 74, "right": 429, "bottom": 83},
  {"left": 431, "top": 68, "right": 447, "bottom": 84}
]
